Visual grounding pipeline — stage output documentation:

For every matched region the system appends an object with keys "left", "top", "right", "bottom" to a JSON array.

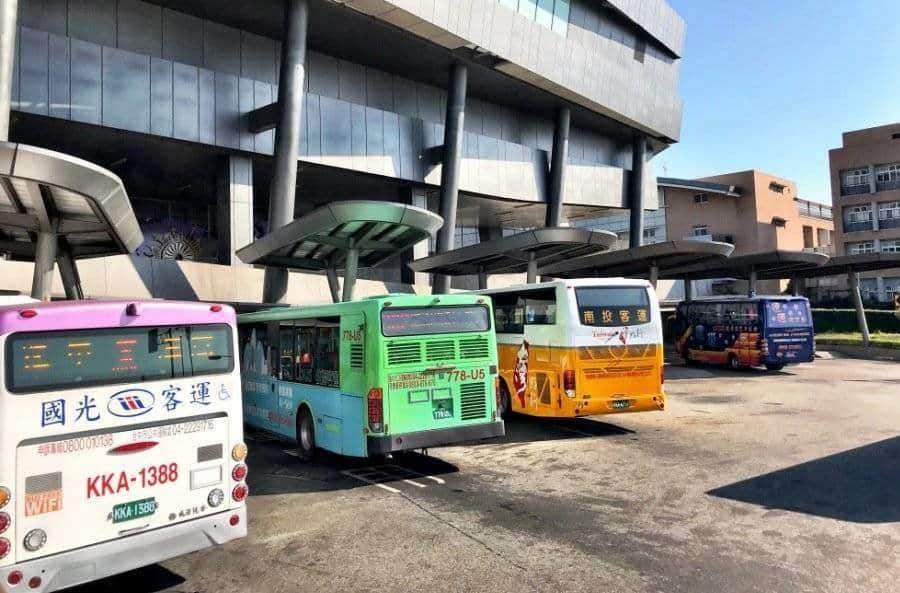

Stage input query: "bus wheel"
[
  {"left": 498, "top": 381, "right": 512, "bottom": 419},
  {"left": 765, "top": 363, "right": 785, "bottom": 372},
  {"left": 296, "top": 408, "right": 316, "bottom": 462},
  {"left": 728, "top": 354, "right": 742, "bottom": 371}
]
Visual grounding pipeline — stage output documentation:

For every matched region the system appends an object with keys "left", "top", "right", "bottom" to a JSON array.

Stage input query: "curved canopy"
[
  {"left": 236, "top": 200, "right": 442, "bottom": 270},
  {"left": 0, "top": 142, "right": 141, "bottom": 259},
  {"left": 790, "top": 253, "right": 900, "bottom": 278},
  {"left": 407, "top": 227, "right": 617, "bottom": 276},
  {"left": 539, "top": 240, "right": 734, "bottom": 279},
  {"left": 663, "top": 250, "right": 829, "bottom": 280}
]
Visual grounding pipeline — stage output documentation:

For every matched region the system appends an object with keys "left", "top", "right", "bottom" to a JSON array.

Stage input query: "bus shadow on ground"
[
  {"left": 60, "top": 564, "right": 183, "bottom": 593},
  {"left": 248, "top": 436, "right": 459, "bottom": 496},
  {"left": 707, "top": 436, "right": 900, "bottom": 523},
  {"left": 478, "top": 415, "right": 634, "bottom": 446}
]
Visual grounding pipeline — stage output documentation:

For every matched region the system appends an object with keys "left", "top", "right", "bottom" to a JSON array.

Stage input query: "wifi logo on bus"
[{"left": 108, "top": 389, "right": 155, "bottom": 418}]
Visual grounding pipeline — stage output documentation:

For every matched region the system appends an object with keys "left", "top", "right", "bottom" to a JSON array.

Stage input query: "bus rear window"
[
  {"left": 7, "top": 324, "right": 233, "bottom": 393},
  {"left": 765, "top": 300, "right": 811, "bottom": 328},
  {"left": 381, "top": 306, "right": 490, "bottom": 337},
  {"left": 575, "top": 287, "right": 652, "bottom": 327}
]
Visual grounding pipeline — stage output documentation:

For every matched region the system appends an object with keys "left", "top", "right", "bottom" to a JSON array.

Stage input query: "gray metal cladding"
[
  {"left": 172, "top": 62, "right": 199, "bottom": 141},
  {"left": 150, "top": 57, "right": 174, "bottom": 137},
  {"left": 102, "top": 46, "right": 151, "bottom": 133},
  {"left": 70, "top": 37, "right": 101, "bottom": 124},
  {"left": 117, "top": 0, "right": 162, "bottom": 57},
  {"left": 162, "top": 8, "right": 203, "bottom": 67}
]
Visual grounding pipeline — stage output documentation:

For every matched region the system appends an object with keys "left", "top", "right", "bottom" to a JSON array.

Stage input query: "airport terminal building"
[{"left": 0, "top": 0, "right": 685, "bottom": 303}]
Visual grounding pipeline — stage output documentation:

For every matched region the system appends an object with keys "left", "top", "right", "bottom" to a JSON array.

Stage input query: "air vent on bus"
[
  {"left": 459, "top": 336, "right": 490, "bottom": 360},
  {"left": 459, "top": 382, "right": 487, "bottom": 420},
  {"left": 426, "top": 340, "right": 456, "bottom": 362},
  {"left": 387, "top": 341, "right": 422, "bottom": 365},
  {"left": 350, "top": 343, "right": 364, "bottom": 369}
]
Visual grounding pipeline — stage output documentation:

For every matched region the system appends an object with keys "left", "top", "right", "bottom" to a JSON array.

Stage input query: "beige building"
[
  {"left": 661, "top": 170, "right": 834, "bottom": 294},
  {"left": 829, "top": 123, "right": 900, "bottom": 302}
]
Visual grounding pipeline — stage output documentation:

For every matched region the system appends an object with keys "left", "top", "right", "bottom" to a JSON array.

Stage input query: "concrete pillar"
[
  {"left": 648, "top": 263, "right": 659, "bottom": 290},
  {"left": 400, "top": 186, "right": 429, "bottom": 287},
  {"left": 342, "top": 247, "right": 359, "bottom": 302},
  {"left": 432, "top": 63, "right": 467, "bottom": 295},
  {"left": 526, "top": 252, "right": 538, "bottom": 284},
  {"left": 545, "top": 107, "right": 571, "bottom": 228},
  {"left": 477, "top": 268, "right": 488, "bottom": 290},
  {"left": 263, "top": 0, "right": 308, "bottom": 304},
  {"left": 31, "top": 232, "right": 57, "bottom": 301},
  {"left": 217, "top": 155, "right": 254, "bottom": 266},
  {"left": 325, "top": 266, "right": 340, "bottom": 303},
  {"left": 57, "top": 251, "right": 83, "bottom": 299},
  {"left": 0, "top": 0, "right": 18, "bottom": 141},
  {"left": 683, "top": 279, "right": 693, "bottom": 302},
  {"left": 868, "top": 164, "right": 877, "bottom": 194},
  {"left": 748, "top": 267, "right": 758, "bottom": 297},
  {"left": 871, "top": 200, "right": 880, "bottom": 231},
  {"left": 628, "top": 135, "right": 647, "bottom": 249},
  {"left": 791, "top": 274, "right": 802, "bottom": 297},
  {"left": 849, "top": 271, "right": 871, "bottom": 347}
]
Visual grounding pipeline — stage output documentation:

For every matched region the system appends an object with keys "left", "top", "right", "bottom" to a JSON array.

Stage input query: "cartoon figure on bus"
[{"left": 513, "top": 340, "right": 529, "bottom": 408}]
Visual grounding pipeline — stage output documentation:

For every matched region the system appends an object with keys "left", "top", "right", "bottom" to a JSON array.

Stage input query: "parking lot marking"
[
  {"left": 403, "top": 479, "right": 427, "bottom": 488},
  {"left": 282, "top": 449, "right": 300, "bottom": 457},
  {"left": 341, "top": 464, "right": 447, "bottom": 494}
]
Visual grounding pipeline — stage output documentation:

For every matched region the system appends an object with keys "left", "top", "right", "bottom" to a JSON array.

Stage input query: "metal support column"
[
  {"left": 342, "top": 247, "right": 359, "bottom": 302},
  {"left": 526, "top": 252, "right": 538, "bottom": 284},
  {"left": 648, "top": 263, "right": 659, "bottom": 290},
  {"left": 0, "top": 0, "right": 18, "bottom": 141},
  {"left": 683, "top": 279, "right": 693, "bottom": 302},
  {"left": 325, "top": 266, "right": 340, "bottom": 303},
  {"left": 849, "top": 271, "right": 871, "bottom": 348},
  {"left": 263, "top": 0, "right": 308, "bottom": 304},
  {"left": 31, "top": 232, "right": 57, "bottom": 301},
  {"left": 628, "top": 135, "right": 647, "bottom": 249},
  {"left": 477, "top": 267, "right": 488, "bottom": 290},
  {"left": 748, "top": 267, "right": 758, "bottom": 297},
  {"left": 57, "top": 251, "right": 83, "bottom": 300},
  {"left": 791, "top": 274, "right": 801, "bottom": 297},
  {"left": 432, "top": 63, "right": 467, "bottom": 295},
  {"left": 545, "top": 107, "right": 571, "bottom": 228}
]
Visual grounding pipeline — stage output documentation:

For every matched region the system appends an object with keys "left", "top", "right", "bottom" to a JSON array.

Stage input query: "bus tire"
[
  {"left": 296, "top": 407, "right": 316, "bottom": 462},
  {"left": 498, "top": 380, "right": 513, "bottom": 419},
  {"left": 765, "top": 363, "right": 785, "bottom": 372},
  {"left": 728, "top": 354, "right": 741, "bottom": 371}
]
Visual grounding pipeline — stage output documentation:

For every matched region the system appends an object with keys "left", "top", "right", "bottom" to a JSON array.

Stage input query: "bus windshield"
[
  {"left": 575, "top": 287, "right": 652, "bottom": 327},
  {"left": 764, "top": 300, "right": 811, "bottom": 328},
  {"left": 7, "top": 324, "right": 233, "bottom": 393},
  {"left": 381, "top": 305, "right": 490, "bottom": 337}
]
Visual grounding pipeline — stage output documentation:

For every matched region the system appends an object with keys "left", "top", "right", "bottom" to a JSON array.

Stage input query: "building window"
[
  {"left": 692, "top": 224, "right": 710, "bottom": 238},
  {"left": 878, "top": 201, "right": 900, "bottom": 220},
  {"left": 875, "top": 163, "right": 900, "bottom": 191},
  {"left": 769, "top": 181, "right": 786, "bottom": 194},
  {"left": 841, "top": 167, "right": 871, "bottom": 195},
  {"left": 693, "top": 193, "right": 709, "bottom": 204},
  {"left": 498, "top": 0, "right": 570, "bottom": 35},
  {"left": 882, "top": 239, "right": 900, "bottom": 254},
  {"left": 885, "top": 277, "right": 900, "bottom": 299},
  {"left": 846, "top": 204, "right": 872, "bottom": 223},
  {"left": 847, "top": 241, "right": 875, "bottom": 255}
]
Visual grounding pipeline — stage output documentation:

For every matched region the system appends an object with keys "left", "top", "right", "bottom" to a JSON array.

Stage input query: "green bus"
[{"left": 238, "top": 293, "right": 505, "bottom": 459}]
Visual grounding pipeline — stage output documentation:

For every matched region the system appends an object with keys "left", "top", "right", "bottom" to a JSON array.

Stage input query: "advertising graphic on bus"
[
  {"left": 0, "top": 300, "right": 247, "bottom": 593},
  {"left": 238, "top": 294, "right": 505, "bottom": 459},
  {"left": 674, "top": 296, "right": 815, "bottom": 371},
  {"left": 479, "top": 279, "right": 666, "bottom": 418}
]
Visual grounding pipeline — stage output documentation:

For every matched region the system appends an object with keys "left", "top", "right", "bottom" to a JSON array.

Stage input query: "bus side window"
[
  {"left": 314, "top": 319, "right": 340, "bottom": 388},
  {"left": 295, "top": 324, "right": 315, "bottom": 384},
  {"left": 279, "top": 322, "right": 296, "bottom": 381},
  {"left": 524, "top": 288, "right": 557, "bottom": 325},
  {"left": 493, "top": 292, "right": 524, "bottom": 334}
]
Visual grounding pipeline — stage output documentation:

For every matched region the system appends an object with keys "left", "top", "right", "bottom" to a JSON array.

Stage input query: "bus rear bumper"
[
  {"left": 367, "top": 420, "right": 505, "bottom": 454},
  {"left": 1, "top": 507, "right": 247, "bottom": 593}
]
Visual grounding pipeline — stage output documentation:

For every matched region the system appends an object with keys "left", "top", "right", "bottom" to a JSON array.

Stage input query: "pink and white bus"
[{"left": 0, "top": 300, "right": 247, "bottom": 592}]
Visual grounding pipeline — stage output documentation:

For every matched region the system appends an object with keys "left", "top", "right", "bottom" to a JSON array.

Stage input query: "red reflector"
[
  {"left": 367, "top": 387, "right": 384, "bottom": 431},
  {"left": 229, "top": 514, "right": 240, "bottom": 527},
  {"left": 0, "top": 512, "right": 9, "bottom": 534},
  {"left": 210, "top": 304, "right": 223, "bottom": 312},
  {"left": 107, "top": 441, "right": 159, "bottom": 455},
  {"left": 7, "top": 570, "right": 22, "bottom": 586},
  {"left": 19, "top": 309, "right": 37, "bottom": 319},
  {"left": 28, "top": 576, "right": 41, "bottom": 589},
  {"left": 232, "top": 484, "right": 248, "bottom": 502},
  {"left": 563, "top": 369, "right": 576, "bottom": 391},
  {"left": 0, "top": 538, "right": 9, "bottom": 559},
  {"left": 232, "top": 464, "right": 248, "bottom": 481}
]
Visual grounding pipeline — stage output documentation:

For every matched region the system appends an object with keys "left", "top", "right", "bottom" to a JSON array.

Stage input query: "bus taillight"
[
  {"left": 0, "top": 486, "right": 9, "bottom": 509},
  {"left": 232, "top": 463, "right": 248, "bottom": 481},
  {"left": 231, "top": 483, "right": 248, "bottom": 503},
  {"left": 563, "top": 369, "right": 576, "bottom": 398},
  {"left": 367, "top": 388, "right": 384, "bottom": 432},
  {"left": 0, "top": 538, "right": 9, "bottom": 559},
  {"left": 0, "top": 512, "right": 9, "bottom": 534}
]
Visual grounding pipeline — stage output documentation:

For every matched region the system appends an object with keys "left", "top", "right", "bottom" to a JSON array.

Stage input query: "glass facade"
[{"left": 498, "top": 0, "right": 570, "bottom": 34}]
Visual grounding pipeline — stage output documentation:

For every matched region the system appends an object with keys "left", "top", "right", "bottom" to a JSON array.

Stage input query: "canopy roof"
[
  {"left": 236, "top": 200, "right": 442, "bottom": 270},
  {"left": 790, "top": 253, "right": 900, "bottom": 277},
  {"left": 539, "top": 240, "right": 734, "bottom": 279},
  {"left": 407, "top": 227, "right": 617, "bottom": 276},
  {"left": 663, "top": 250, "right": 829, "bottom": 280},
  {"left": 0, "top": 142, "right": 142, "bottom": 259}
]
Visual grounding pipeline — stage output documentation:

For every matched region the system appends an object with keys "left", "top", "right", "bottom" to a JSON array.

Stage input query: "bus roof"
[
  {"left": 678, "top": 295, "right": 809, "bottom": 304},
  {"left": 0, "top": 299, "right": 236, "bottom": 334},
  {"left": 477, "top": 277, "right": 652, "bottom": 295},
  {"left": 238, "top": 292, "right": 490, "bottom": 324}
]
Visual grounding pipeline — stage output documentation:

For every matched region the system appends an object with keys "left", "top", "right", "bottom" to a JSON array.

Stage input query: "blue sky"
[{"left": 656, "top": 0, "right": 900, "bottom": 203}]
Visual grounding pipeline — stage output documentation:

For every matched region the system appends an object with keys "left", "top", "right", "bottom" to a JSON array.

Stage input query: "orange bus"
[{"left": 479, "top": 279, "right": 665, "bottom": 418}]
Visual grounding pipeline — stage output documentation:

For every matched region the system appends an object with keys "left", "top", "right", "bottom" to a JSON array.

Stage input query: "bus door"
[
  {"left": 339, "top": 312, "right": 366, "bottom": 457},
  {"left": 523, "top": 289, "right": 561, "bottom": 413}
]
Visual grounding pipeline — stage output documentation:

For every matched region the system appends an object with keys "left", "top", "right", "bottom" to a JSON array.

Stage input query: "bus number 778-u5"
[
  {"left": 87, "top": 463, "right": 180, "bottom": 498},
  {"left": 438, "top": 368, "right": 486, "bottom": 382}
]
